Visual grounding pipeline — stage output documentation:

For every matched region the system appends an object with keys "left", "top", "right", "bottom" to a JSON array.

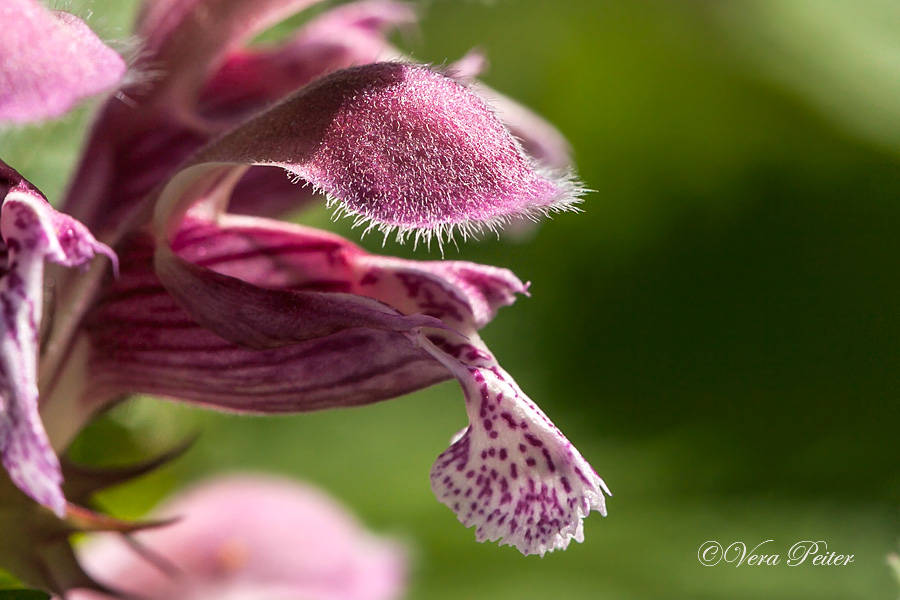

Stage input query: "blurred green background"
[{"left": 4, "top": 0, "right": 900, "bottom": 598}]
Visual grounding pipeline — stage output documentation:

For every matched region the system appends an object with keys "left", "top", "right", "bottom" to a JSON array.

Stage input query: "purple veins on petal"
[
  {"left": 0, "top": 0, "right": 125, "bottom": 123},
  {"left": 422, "top": 332, "right": 609, "bottom": 557},
  {"left": 84, "top": 215, "right": 524, "bottom": 414}
]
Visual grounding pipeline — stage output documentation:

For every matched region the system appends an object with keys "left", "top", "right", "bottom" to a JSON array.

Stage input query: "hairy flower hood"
[{"left": 0, "top": 0, "right": 608, "bottom": 583}]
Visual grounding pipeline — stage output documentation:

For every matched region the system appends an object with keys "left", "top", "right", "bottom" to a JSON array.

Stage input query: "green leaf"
[
  {"left": 0, "top": 570, "right": 20, "bottom": 589},
  {"left": 0, "top": 590, "right": 51, "bottom": 600}
]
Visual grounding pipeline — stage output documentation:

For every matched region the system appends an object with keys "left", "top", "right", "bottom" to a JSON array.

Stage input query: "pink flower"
[
  {"left": 0, "top": 0, "right": 609, "bottom": 579},
  {"left": 69, "top": 475, "right": 407, "bottom": 600}
]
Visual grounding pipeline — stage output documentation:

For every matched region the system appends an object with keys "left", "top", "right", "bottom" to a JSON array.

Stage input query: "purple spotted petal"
[
  {"left": 0, "top": 0, "right": 125, "bottom": 123},
  {"left": 0, "top": 162, "right": 114, "bottom": 516},
  {"left": 88, "top": 206, "right": 607, "bottom": 554},
  {"left": 193, "top": 62, "right": 582, "bottom": 244},
  {"left": 420, "top": 333, "right": 609, "bottom": 556}
]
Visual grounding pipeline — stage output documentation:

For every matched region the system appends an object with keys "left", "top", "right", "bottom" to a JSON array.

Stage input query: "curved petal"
[
  {"left": 60, "top": 1, "right": 410, "bottom": 236},
  {"left": 86, "top": 209, "right": 608, "bottom": 554},
  {"left": 62, "top": 0, "right": 337, "bottom": 232},
  {"left": 155, "top": 246, "right": 446, "bottom": 350},
  {"left": 0, "top": 0, "right": 126, "bottom": 123},
  {"left": 149, "top": 163, "right": 447, "bottom": 349},
  {"left": 146, "top": 61, "right": 570, "bottom": 349},
  {"left": 227, "top": 166, "right": 322, "bottom": 218},
  {"left": 0, "top": 162, "right": 114, "bottom": 515},
  {"left": 85, "top": 216, "right": 523, "bottom": 413}
]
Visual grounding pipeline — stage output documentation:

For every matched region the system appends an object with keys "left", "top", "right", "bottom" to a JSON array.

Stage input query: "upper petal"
[
  {"left": 165, "top": 63, "right": 582, "bottom": 245},
  {"left": 449, "top": 51, "right": 573, "bottom": 172},
  {"left": 59, "top": 1, "right": 409, "bottom": 236},
  {"left": 0, "top": 0, "right": 125, "bottom": 123}
]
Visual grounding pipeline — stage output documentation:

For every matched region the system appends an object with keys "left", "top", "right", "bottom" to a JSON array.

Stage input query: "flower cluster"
[{"left": 0, "top": 0, "right": 609, "bottom": 595}]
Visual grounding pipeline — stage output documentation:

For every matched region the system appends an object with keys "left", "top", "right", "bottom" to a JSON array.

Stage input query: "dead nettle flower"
[
  {"left": 68, "top": 476, "right": 407, "bottom": 600},
  {"left": 0, "top": 0, "right": 609, "bottom": 567}
]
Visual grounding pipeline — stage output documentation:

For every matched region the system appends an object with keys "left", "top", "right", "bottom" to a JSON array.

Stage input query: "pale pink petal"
[
  {"left": 72, "top": 475, "right": 406, "bottom": 600},
  {"left": 448, "top": 49, "right": 488, "bottom": 84},
  {"left": 449, "top": 53, "right": 576, "bottom": 240},
  {"left": 450, "top": 51, "right": 572, "bottom": 170},
  {"left": 0, "top": 161, "right": 114, "bottom": 515},
  {"left": 0, "top": 0, "right": 125, "bottom": 123}
]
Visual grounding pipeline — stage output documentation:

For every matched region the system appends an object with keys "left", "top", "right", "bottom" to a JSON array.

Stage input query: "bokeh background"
[{"left": 3, "top": 0, "right": 900, "bottom": 598}]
